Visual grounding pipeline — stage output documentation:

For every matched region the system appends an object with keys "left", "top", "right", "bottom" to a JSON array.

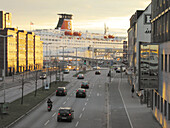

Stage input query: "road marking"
[
  {"left": 90, "top": 92, "right": 91, "bottom": 94},
  {"left": 79, "top": 113, "right": 82, "bottom": 118},
  {"left": 89, "top": 95, "right": 91, "bottom": 97},
  {"left": 44, "top": 120, "right": 49, "bottom": 126},
  {"left": 63, "top": 101, "right": 66, "bottom": 105},
  {"left": 82, "top": 107, "right": 85, "bottom": 111},
  {"left": 52, "top": 113, "right": 56, "bottom": 117},
  {"left": 97, "top": 93, "right": 100, "bottom": 96},
  {"left": 99, "top": 85, "right": 101, "bottom": 88},
  {"left": 67, "top": 98, "right": 69, "bottom": 100},
  {"left": 118, "top": 79, "right": 134, "bottom": 128},
  {"left": 86, "top": 98, "right": 89, "bottom": 101},
  {"left": 85, "top": 102, "right": 87, "bottom": 106},
  {"left": 75, "top": 121, "right": 79, "bottom": 127}
]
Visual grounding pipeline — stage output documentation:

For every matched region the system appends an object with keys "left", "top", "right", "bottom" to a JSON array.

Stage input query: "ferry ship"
[{"left": 33, "top": 14, "right": 126, "bottom": 61}]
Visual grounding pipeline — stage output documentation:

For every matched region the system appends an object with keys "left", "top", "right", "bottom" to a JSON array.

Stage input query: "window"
[
  {"left": 164, "top": 100, "right": 167, "bottom": 116},
  {"left": 161, "top": 97, "right": 163, "bottom": 112},
  {"left": 158, "top": 95, "right": 160, "bottom": 109},
  {"left": 161, "top": 54, "right": 163, "bottom": 70},
  {"left": 155, "top": 92, "right": 157, "bottom": 107},
  {"left": 165, "top": 54, "right": 167, "bottom": 71},
  {"left": 169, "top": 55, "right": 170, "bottom": 72}
]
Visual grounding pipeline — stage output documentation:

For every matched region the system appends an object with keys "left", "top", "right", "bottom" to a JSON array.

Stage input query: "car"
[
  {"left": 107, "top": 71, "right": 111, "bottom": 77},
  {"left": 77, "top": 74, "right": 84, "bottom": 79},
  {"left": 122, "top": 67, "right": 126, "bottom": 72},
  {"left": 116, "top": 67, "right": 121, "bottom": 73},
  {"left": 95, "top": 70, "right": 101, "bottom": 75},
  {"left": 57, "top": 107, "right": 74, "bottom": 122},
  {"left": 56, "top": 87, "right": 67, "bottom": 96},
  {"left": 81, "top": 81, "right": 89, "bottom": 89},
  {"left": 73, "top": 67, "right": 79, "bottom": 71},
  {"left": 39, "top": 73, "right": 46, "bottom": 79},
  {"left": 64, "top": 69, "right": 70, "bottom": 74},
  {"left": 93, "top": 66, "right": 100, "bottom": 70},
  {"left": 76, "top": 88, "right": 86, "bottom": 98}
]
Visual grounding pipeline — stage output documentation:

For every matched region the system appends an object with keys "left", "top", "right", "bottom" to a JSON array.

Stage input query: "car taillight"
[
  {"left": 77, "top": 90, "right": 78, "bottom": 92},
  {"left": 84, "top": 90, "right": 85, "bottom": 92},
  {"left": 56, "top": 90, "right": 58, "bottom": 92},
  {"left": 58, "top": 113, "right": 60, "bottom": 115},
  {"left": 87, "top": 85, "right": 88, "bottom": 86},
  {"left": 64, "top": 90, "right": 66, "bottom": 92},
  {"left": 69, "top": 114, "right": 71, "bottom": 116}
]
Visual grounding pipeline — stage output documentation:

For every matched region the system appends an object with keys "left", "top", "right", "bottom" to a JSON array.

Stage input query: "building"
[
  {"left": 0, "top": 11, "right": 43, "bottom": 78},
  {"left": 127, "top": 4, "right": 152, "bottom": 91},
  {"left": 151, "top": 0, "right": 170, "bottom": 127},
  {"left": 0, "top": 11, "right": 12, "bottom": 29},
  {"left": 17, "top": 30, "right": 27, "bottom": 72},
  {"left": 0, "top": 28, "right": 18, "bottom": 77}
]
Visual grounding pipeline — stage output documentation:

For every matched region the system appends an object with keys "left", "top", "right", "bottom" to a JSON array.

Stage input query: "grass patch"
[{"left": 0, "top": 81, "right": 69, "bottom": 128}]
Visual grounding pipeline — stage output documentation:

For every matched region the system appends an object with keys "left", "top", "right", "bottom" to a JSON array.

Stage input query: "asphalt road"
[
  {"left": 12, "top": 69, "right": 108, "bottom": 128},
  {"left": 10, "top": 68, "right": 162, "bottom": 128}
]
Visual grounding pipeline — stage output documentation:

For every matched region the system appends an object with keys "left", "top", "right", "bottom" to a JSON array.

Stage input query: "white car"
[{"left": 93, "top": 66, "right": 100, "bottom": 70}]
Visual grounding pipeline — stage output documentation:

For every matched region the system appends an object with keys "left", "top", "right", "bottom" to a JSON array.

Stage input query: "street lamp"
[
  {"left": 0, "top": 34, "right": 13, "bottom": 103},
  {"left": 73, "top": 47, "right": 79, "bottom": 74},
  {"left": 59, "top": 46, "right": 67, "bottom": 61},
  {"left": 42, "top": 43, "right": 52, "bottom": 89},
  {"left": 59, "top": 46, "right": 67, "bottom": 81}
]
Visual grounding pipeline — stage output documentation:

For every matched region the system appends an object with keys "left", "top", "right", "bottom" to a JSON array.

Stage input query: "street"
[{"left": 11, "top": 69, "right": 161, "bottom": 128}]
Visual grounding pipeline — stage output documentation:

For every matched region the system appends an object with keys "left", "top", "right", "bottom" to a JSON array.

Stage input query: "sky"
[{"left": 1, "top": 0, "right": 151, "bottom": 36}]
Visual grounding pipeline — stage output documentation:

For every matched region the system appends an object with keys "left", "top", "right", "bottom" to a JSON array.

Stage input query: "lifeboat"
[{"left": 65, "top": 31, "right": 73, "bottom": 36}]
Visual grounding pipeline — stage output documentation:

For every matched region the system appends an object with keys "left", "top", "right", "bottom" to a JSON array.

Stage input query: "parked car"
[
  {"left": 77, "top": 74, "right": 84, "bottom": 79},
  {"left": 57, "top": 107, "right": 74, "bottom": 122},
  {"left": 76, "top": 88, "right": 86, "bottom": 98},
  {"left": 81, "top": 81, "right": 89, "bottom": 89},
  {"left": 95, "top": 70, "right": 101, "bottom": 75},
  {"left": 56, "top": 87, "right": 67, "bottom": 96},
  {"left": 39, "top": 73, "right": 46, "bottom": 79},
  {"left": 64, "top": 69, "right": 70, "bottom": 74}
]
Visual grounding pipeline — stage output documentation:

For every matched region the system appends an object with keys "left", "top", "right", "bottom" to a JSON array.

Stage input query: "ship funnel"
[{"left": 55, "top": 13, "right": 73, "bottom": 31}]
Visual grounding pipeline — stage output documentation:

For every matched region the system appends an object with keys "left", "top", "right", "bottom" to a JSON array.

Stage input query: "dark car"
[
  {"left": 77, "top": 74, "right": 84, "bottom": 79},
  {"left": 81, "top": 81, "right": 89, "bottom": 89},
  {"left": 76, "top": 88, "right": 86, "bottom": 98},
  {"left": 57, "top": 107, "right": 74, "bottom": 122},
  {"left": 56, "top": 87, "right": 67, "bottom": 96},
  {"left": 39, "top": 73, "right": 46, "bottom": 79},
  {"left": 95, "top": 70, "right": 101, "bottom": 75},
  {"left": 64, "top": 69, "right": 70, "bottom": 74}
]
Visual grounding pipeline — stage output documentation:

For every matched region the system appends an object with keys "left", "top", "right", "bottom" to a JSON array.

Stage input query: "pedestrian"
[{"left": 131, "top": 85, "right": 135, "bottom": 97}]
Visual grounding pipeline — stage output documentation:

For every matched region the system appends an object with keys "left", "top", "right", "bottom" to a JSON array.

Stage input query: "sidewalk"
[{"left": 109, "top": 77, "right": 162, "bottom": 128}]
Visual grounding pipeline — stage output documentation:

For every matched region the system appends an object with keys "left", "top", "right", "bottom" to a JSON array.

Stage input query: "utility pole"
[
  {"left": 21, "top": 72, "right": 24, "bottom": 104},
  {"left": 34, "top": 70, "right": 38, "bottom": 97},
  {"left": 74, "top": 47, "right": 79, "bottom": 74}
]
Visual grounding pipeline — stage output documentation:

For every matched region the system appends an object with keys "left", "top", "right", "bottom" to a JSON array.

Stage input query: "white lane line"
[
  {"left": 99, "top": 85, "right": 101, "bottom": 88},
  {"left": 89, "top": 95, "right": 91, "bottom": 97},
  {"left": 85, "top": 102, "right": 87, "bottom": 106},
  {"left": 86, "top": 98, "right": 89, "bottom": 101},
  {"left": 67, "top": 97, "right": 69, "bottom": 100},
  {"left": 82, "top": 107, "right": 85, "bottom": 111},
  {"left": 44, "top": 120, "right": 49, "bottom": 126},
  {"left": 118, "top": 79, "right": 134, "bottom": 128},
  {"left": 63, "top": 101, "right": 66, "bottom": 105},
  {"left": 97, "top": 93, "right": 100, "bottom": 96},
  {"left": 52, "top": 113, "right": 56, "bottom": 117},
  {"left": 75, "top": 121, "right": 79, "bottom": 127},
  {"left": 90, "top": 92, "right": 92, "bottom": 94},
  {"left": 79, "top": 113, "right": 82, "bottom": 118}
]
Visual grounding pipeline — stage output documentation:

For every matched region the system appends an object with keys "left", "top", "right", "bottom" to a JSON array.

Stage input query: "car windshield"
[{"left": 59, "top": 109, "right": 70, "bottom": 114}]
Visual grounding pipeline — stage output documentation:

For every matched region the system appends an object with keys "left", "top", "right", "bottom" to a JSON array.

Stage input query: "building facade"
[
  {"left": 151, "top": 0, "right": 170, "bottom": 127},
  {"left": 127, "top": 4, "right": 152, "bottom": 91},
  {"left": 0, "top": 11, "right": 43, "bottom": 78}
]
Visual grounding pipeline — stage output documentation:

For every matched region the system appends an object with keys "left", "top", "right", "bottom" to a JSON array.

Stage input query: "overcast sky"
[{"left": 1, "top": 0, "right": 151, "bottom": 36}]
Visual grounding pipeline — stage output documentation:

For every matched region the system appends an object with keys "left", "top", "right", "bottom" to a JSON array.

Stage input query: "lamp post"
[
  {"left": 73, "top": 47, "right": 79, "bottom": 74},
  {"left": 42, "top": 43, "right": 52, "bottom": 89},
  {"left": 59, "top": 46, "right": 67, "bottom": 81},
  {"left": 59, "top": 46, "right": 67, "bottom": 61},
  {"left": 0, "top": 34, "right": 13, "bottom": 103}
]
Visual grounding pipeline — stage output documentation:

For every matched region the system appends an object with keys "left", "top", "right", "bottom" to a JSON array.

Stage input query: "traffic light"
[{"left": 84, "top": 60, "right": 86, "bottom": 65}]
